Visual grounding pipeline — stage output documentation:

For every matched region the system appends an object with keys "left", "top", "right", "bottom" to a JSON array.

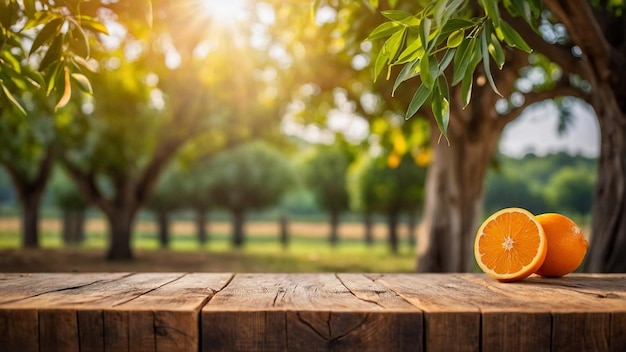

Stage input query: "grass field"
[{"left": 0, "top": 217, "right": 417, "bottom": 273}]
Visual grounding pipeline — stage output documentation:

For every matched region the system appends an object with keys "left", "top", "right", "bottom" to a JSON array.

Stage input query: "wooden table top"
[{"left": 0, "top": 273, "right": 625, "bottom": 351}]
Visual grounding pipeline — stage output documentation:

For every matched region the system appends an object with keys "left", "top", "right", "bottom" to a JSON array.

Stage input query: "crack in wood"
[
  {"left": 112, "top": 274, "right": 187, "bottom": 307},
  {"left": 272, "top": 287, "right": 286, "bottom": 307},
  {"left": 198, "top": 273, "right": 235, "bottom": 309},
  {"left": 328, "top": 313, "right": 370, "bottom": 346},
  {"left": 0, "top": 273, "right": 135, "bottom": 305},
  {"left": 296, "top": 311, "right": 329, "bottom": 341},
  {"left": 335, "top": 274, "right": 385, "bottom": 309}
]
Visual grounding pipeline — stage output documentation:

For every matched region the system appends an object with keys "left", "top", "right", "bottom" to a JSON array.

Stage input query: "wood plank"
[
  {"left": 2, "top": 273, "right": 625, "bottom": 351},
  {"left": 336, "top": 273, "right": 423, "bottom": 351},
  {"left": 0, "top": 309, "right": 39, "bottom": 351},
  {"left": 0, "top": 273, "right": 130, "bottom": 305},
  {"left": 39, "top": 308, "right": 80, "bottom": 352},
  {"left": 0, "top": 273, "right": 184, "bottom": 352},
  {"left": 611, "top": 312, "right": 626, "bottom": 352},
  {"left": 459, "top": 274, "right": 626, "bottom": 352},
  {"left": 77, "top": 309, "right": 105, "bottom": 352},
  {"left": 371, "top": 274, "right": 482, "bottom": 352},
  {"left": 203, "top": 273, "right": 421, "bottom": 351},
  {"left": 116, "top": 273, "right": 233, "bottom": 352},
  {"left": 0, "top": 273, "right": 131, "bottom": 351},
  {"left": 552, "top": 312, "right": 610, "bottom": 351}
]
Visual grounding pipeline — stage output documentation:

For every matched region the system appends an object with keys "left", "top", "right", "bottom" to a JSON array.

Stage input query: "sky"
[{"left": 498, "top": 100, "right": 600, "bottom": 158}]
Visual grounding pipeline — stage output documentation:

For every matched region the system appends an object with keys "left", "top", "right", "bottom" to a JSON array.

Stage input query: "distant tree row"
[
  {"left": 484, "top": 152, "right": 597, "bottom": 220},
  {"left": 0, "top": 137, "right": 430, "bottom": 254}
]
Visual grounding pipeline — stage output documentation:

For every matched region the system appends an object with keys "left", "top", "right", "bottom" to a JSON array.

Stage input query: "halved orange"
[{"left": 474, "top": 207, "right": 547, "bottom": 282}]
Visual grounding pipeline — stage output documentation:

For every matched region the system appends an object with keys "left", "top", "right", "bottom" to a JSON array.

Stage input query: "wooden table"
[{"left": 0, "top": 273, "right": 625, "bottom": 351}]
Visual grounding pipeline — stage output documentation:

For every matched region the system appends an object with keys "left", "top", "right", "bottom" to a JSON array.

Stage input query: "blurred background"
[{"left": 0, "top": 0, "right": 599, "bottom": 273}]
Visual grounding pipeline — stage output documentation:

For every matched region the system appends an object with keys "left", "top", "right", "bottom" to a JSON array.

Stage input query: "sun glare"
[{"left": 198, "top": 0, "right": 250, "bottom": 26}]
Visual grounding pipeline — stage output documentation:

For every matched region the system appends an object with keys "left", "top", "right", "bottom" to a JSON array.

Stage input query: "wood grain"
[
  {"left": 0, "top": 273, "right": 624, "bottom": 351},
  {"left": 0, "top": 273, "right": 232, "bottom": 352},
  {"left": 202, "top": 273, "right": 423, "bottom": 351}
]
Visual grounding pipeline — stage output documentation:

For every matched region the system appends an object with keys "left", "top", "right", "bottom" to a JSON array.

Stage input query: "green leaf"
[
  {"left": 431, "top": 82, "right": 449, "bottom": 138},
  {"left": 395, "top": 37, "right": 424, "bottom": 64},
  {"left": 440, "top": 18, "right": 476, "bottom": 38},
  {"left": 461, "top": 64, "right": 474, "bottom": 107},
  {"left": 406, "top": 83, "right": 431, "bottom": 119},
  {"left": 45, "top": 61, "right": 62, "bottom": 94},
  {"left": 29, "top": 17, "right": 63, "bottom": 56},
  {"left": 447, "top": 29, "right": 465, "bottom": 48},
  {"left": 438, "top": 48, "right": 456, "bottom": 75},
  {"left": 393, "top": 59, "right": 419, "bottom": 96},
  {"left": 77, "top": 16, "right": 109, "bottom": 35},
  {"left": 452, "top": 37, "right": 476, "bottom": 85},
  {"left": 420, "top": 55, "right": 437, "bottom": 89},
  {"left": 438, "top": 75, "right": 450, "bottom": 102},
  {"left": 500, "top": 20, "right": 532, "bottom": 52},
  {"left": 71, "top": 73, "right": 93, "bottom": 95},
  {"left": 419, "top": 17, "right": 431, "bottom": 53},
  {"left": 368, "top": 21, "right": 402, "bottom": 41},
  {"left": 480, "top": 28, "right": 502, "bottom": 96},
  {"left": 482, "top": 0, "right": 501, "bottom": 28},
  {"left": 55, "top": 67, "right": 71, "bottom": 109},
  {"left": 434, "top": 1, "right": 447, "bottom": 29},
  {"left": 1, "top": 51, "right": 21, "bottom": 72},
  {"left": 509, "top": 0, "right": 533, "bottom": 23},
  {"left": 23, "top": 0, "right": 37, "bottom": 17},
  {"left": 488, "top": 27, "right": 505, "bottom": 69},
  {"left": 38, "top": 35, "right": 63, "bottom": 72},
  {"left": 373, "top": 48, "right": 389, "bottom": 81},
  {"left": 23, "top": 12, "right": 53, "bottom": 30},
  {"left": 0, "top": 1, "right": 13, "bottom": 29},
  {"left": 0, "top": 80, "right": 27, "bottom": 116},
  {"left": 21, "top": 66, "right": 44, "bottom": 89},
  {"left": 68, "top": 19, "right": 90, "bottom": 58},
  {"left": 385, "top": 28, "right": 407, "bottom": 64},
  {"left": 381, "top": 10, "right": 413, "bottom": 22}
]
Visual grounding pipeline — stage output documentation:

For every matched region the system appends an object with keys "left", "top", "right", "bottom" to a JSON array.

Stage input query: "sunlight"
[{"left": 198, "top": 0, "right": 249, "bottom": 26}]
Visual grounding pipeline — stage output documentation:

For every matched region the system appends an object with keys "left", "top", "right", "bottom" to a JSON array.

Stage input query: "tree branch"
[
  {"left": 503, "top": 12, "right": 588, "bottom": 78},
  {"left": 545, "top": 0, "right": 612, "bottom": 80},
  {"left": 61, "top": 160, "right": 112, "bottom": 216},
  {"left": 498, "top": 80, "right": 590, "bottom": 126},
  {"left": 135, "top": 137, "right": 184, "bottom": 206}
]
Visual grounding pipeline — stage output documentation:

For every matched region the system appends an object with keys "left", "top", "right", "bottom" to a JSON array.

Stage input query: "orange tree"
[
  {"left": 301, "top": 142, "right": 354, "bottom": 246},
  {"left": 364, "top": 0, "right": 624, "bottom": 271},
  {"left": 0, "top": 0, "right": 117, "bottom": 247},
  {"left": 59, "top": 0, "right": 288, "bottom": 260},
  {"left": 207, "top": 141, "right": 296, "bottom": 248},
  {"left": 0, "top": 90, "right": 59, "bottom": 247},
  {"left": 348, "top": 150, "right": 427, "bottom": 253}
]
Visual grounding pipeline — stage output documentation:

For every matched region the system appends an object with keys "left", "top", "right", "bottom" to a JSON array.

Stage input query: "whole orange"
[{"left": 534, "top": 213, "right": 588, "bottom": 277}]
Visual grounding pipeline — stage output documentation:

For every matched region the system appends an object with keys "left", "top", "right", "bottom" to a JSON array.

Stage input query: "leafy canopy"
[{"left": 369, "top": 0, "right": 541, "bottom": 140}]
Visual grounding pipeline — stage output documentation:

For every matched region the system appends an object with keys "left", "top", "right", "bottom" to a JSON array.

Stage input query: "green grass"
[{"left": 0, "top": 227, "right": 417, "bottom": 273}]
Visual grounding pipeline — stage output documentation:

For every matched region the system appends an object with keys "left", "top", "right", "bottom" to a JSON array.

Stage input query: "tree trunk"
[
  {"left": 416, "top": 115, "right": 502, "bottom": 272},
  {"left": 21, "top": 193, "right": 41, "bottom": 248},
  {"left": 156, "top": 212, "right": 170, "bottom": 248},
  {"left": 584, "top": 84, "right": 626, "bottom": 272},
  {"left": 387, "top": 211, "right": 399, "bottom": 254},
  {"left": 232, "top": 208, "right": 245, "bottom": 248},
  {"left": 279, "top": 214, "right": 289, "bottom": 248},
  {"left": 363, "top": 212, "right": 373, "bottom": 246},
  {"left": 329, "top": 210, "right": 340, "bottom": 246},
  {"left": 62, "top": 210, "right": 85, "bottom": 245},
  {"left": 407, "top": 211, "right": 417, "bottom": 247},
  {"left": 105, "top": 208, "right": 136, "bottom": 260},
  {"left": 196, "top": 209, "right": 208, "bottom": 245},
  {"left": 5, "top": 149, "right": 54, "bottom": 249}
]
